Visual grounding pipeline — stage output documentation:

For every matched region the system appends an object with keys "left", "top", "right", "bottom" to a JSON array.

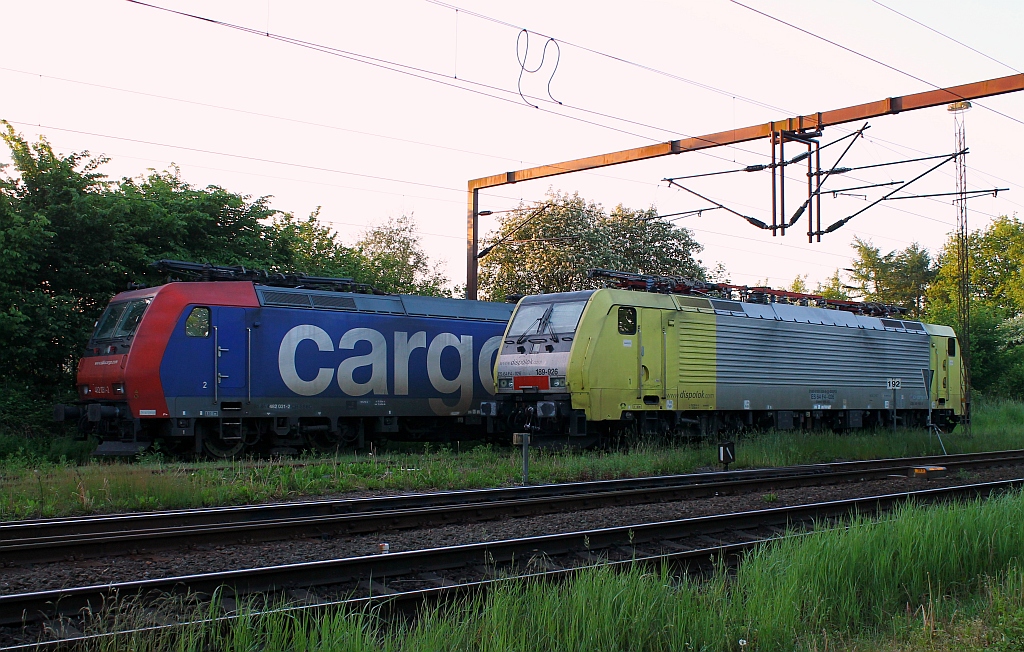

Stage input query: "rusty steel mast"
[{"left": 465, "top": 73, "right": 1024, "bottom": 300}]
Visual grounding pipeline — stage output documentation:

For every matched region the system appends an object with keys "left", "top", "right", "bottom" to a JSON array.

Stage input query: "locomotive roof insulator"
[
  {"left": 151, "top": 259, "right": 386, "bottom": 295},
  {"left": 586, "top": 268, "right": 907, "bottom": 318}
]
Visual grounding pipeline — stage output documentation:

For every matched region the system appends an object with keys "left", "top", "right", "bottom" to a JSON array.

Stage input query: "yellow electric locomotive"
[{"left": 485, "top": 269, "right": 965, "bottom": 442}]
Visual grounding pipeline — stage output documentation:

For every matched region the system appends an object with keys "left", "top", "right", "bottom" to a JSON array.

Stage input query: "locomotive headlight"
[
  {"left": 498, "top": 378, "right": 513, "bottom": 389},
  {"left": 79, "top": 385, "right": 90, "bottom": 396},
  {"left": 550, "top": 376, "right": 567, "bottom": 388},
  {"left": 112, "top": 383, "right": 125, "bottom": 395}
]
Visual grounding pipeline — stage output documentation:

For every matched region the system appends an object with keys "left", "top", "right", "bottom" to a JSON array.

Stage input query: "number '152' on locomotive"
[{"left": 483, "top": 288, "right": 965, "bottom": 440}]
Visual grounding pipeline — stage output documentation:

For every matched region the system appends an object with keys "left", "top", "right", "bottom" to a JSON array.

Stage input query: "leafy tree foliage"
[
  {"left": 0, "top": 126, "right": 448, "bottom": 430},
  {"left": 355, "top": 215, "right": 452, "bottom": 297},
  {"left": 788, "top": 274, "right": 809, "bottom": 294},
  {"left": 927, "top": 216, "right": 1024, "bottom": 316},
  {"left": 478, "top": 191, "right": 706, "bottom": 301},
  {"left": 847, "top": 237, "right": 936, "bottom": 315},
  {"left": 268, "top": 209, "right": 368, "bottom": 278},
  {"left": 815, "top": 270, "right": 851, "bottom": 301},
  {"left": 924, "top": 216, "right": 1024, "bottom": 398}
]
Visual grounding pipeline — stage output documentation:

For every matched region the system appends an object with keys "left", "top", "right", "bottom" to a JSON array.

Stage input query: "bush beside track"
[{"left": 1, "top": 399, "right": 1021, "bottom": 521}]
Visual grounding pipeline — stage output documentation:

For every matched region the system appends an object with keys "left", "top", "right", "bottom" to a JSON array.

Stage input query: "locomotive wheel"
[
  {"left": 203, "top": 435, "right": 246, "bottom": 459},
  {"left": 306, "top": 421, "right": 358, "bottom": 454},
  {"left": 200, "top": 423, "right": 247, "bottom": 459},
  {"left": 306, "top": 429, "right": 341, "bottom": 454}
]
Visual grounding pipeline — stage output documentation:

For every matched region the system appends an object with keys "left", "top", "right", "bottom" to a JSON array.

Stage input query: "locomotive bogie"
[{"left": 494, "top": 288, "right": 966, "bottom": 440}]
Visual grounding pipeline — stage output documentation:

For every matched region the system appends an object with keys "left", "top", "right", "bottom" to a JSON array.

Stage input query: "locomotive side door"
[
  {"left": 638, "top": 308, "right": 665, "bottom": 400},
  {"left": 211, "top": 307, "right": 248, "bottom": 397},
  {"left": 940, "top": 336, "right": 955, "bottom": 403}
]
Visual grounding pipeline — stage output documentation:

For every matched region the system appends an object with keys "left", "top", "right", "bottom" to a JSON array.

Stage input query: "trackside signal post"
[{"left": 465, "top": 73, "right": 1024, "bottom": 300}]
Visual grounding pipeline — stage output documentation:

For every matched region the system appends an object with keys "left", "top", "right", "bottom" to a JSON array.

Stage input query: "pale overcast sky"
[{"left": 2, "top": 0, "right": 1022, "bottom": 292}]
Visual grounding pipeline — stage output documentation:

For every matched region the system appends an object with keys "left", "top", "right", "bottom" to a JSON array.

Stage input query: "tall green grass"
[
  {"left": 1, "top": 400, "right": 1021, "bottom": 520},
  {"left": 68, "top": 489, "right": 1024, "bottom": 651}
]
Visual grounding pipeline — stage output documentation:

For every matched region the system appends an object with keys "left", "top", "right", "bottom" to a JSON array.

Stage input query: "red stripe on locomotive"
[{"left": 77, "top": 282, "right": 259, "bottom": 419}]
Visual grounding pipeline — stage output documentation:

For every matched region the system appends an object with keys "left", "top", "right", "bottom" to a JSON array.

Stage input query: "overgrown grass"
[
  {"left": 1, "top": 400, "right": 1021, "bottom": 520},
  {"left": 67, "top": 489, "right": 1024, "bottom": 651}
]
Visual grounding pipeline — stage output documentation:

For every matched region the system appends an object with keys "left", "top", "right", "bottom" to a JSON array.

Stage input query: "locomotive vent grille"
[
  {"left": 260, "top": 290, "right": 358, "bottom": 311},
  {"left": 261, "top": 291, "right": 313, "bottom": 307},
  {"left": 311, "top": 295, "right": 357, "bottom": 310},
  {"left": 710, "top": 299, "right": 744, "bottom": 312}
]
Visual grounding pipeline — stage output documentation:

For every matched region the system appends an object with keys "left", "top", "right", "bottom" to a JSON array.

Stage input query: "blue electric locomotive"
[{"left": 55, "top": 261, "right": 514, "bottom": 457}]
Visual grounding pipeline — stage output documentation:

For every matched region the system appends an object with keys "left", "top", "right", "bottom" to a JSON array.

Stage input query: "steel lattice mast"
[{"left": 949, "top": 101, "right": 972, "bottom": 429}]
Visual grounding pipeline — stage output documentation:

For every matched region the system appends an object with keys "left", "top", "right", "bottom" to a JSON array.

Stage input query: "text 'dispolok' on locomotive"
[
  {"left": 54, "top": 261, "right": 513, "bottom": 457},
  {"left": 482, "top": 269, "right": 966, "bottom": 443}
]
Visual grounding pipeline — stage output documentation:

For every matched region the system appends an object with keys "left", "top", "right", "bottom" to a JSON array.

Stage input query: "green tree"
[
  {"left": 815, "top": 270, "right": 851, "bottom": 301},
  {"left": 927, "top": 215, "right": 1024, "bottom": 316},
  {"left": 355, "top": 215, "right": 452, "bottom": 296},
  {"left": 478, "top": 191, "right": 706, "bottom": 301},
  {"left": 848, "top": 237, "right": 936, "bottom": 315},
  {"left": 0, "top": 125, "right": 376, "bottom": 428},
  {"left": 789, "top": 274, "right": 809, "bottom": 294},
  {"left": 268, "top": 209, "right": 368, "bottom": 279},
  {"left": 925, "top": 216, "right": 1024, "bottom": 398}
]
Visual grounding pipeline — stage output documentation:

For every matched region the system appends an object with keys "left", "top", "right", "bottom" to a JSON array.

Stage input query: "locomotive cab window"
[
  {"left": 185, "top": 307, "right": 211, "bottom": 338},
  {"left": 618, "top": 307, "right": 637, "bottom": 335},
  {"left": 947, "top": 338, "right": 957, "bottom": 357},
  {"left": 508, "top": 300, "right": 588, "bottom": 338},
  {"left": 92, "top": 302, "right": 127, "bottom": 340},
  {"left": 113, "top": 299, "right": 151, "bottom": 338}
]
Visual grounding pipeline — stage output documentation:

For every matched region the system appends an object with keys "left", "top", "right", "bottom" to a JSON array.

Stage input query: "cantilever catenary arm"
[{"left": 466, "top": 73, "right": 1024, "bottom": 298}]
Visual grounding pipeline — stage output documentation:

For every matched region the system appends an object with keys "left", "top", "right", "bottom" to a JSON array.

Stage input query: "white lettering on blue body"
[
  {"left": 277, "top": 328, "right": 503, "bottom": 415},
  {"left": 394, "top": 331, "right": 426, "bottom": 395},
  {"left": 337, "top": 328, "right": 388, "bottom": 396},
  {"left": 427, "top": 333, "right": 473, "bottom": 415},
  {"left": 279, "top": 325, "right": 335, "bottom": 396}
]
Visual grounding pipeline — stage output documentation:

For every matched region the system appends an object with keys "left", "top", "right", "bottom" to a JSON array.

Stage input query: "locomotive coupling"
[
  {"left": 53, "top": 404, "right": 127, "bottom": 423},
  {"left": 52, "top": 404, "right": 81, "bottom": 422}
]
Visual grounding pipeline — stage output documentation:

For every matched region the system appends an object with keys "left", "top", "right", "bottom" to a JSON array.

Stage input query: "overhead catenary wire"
[
  {"left": 814, "top": 151, "right": 967, "bottom": 177},
  {"left": 0, "top": 66, "right": 526, "bottom": 165},
  {"left": 2, "top": 119, "right": 539, "bottom": 211},
  {"left": 425, "top": 0, "right": 1024, "bottom": 199},
  {"left": 728, "top": 0, "right": 1024, "bottom": 128},
  {"left": 823, "top": 149, "right": 966, "bottom": 234},
  {"left": 665, "top": 180, "right": 770, "bottom": 230},
  {"left": 476, "top": 203, "right": 552, "bottom": 258},
  {"left": 885, "top": 188, "right": 1008, "bottom": 202},
  {"left": 123, "top": 0, "right": 770, "bottom": 168},
  {"left": 824, "top": 180, "right": 905, "bottom": 197},
  {"left": 16, "top": 1, "right": 1003, "bottom": 278},
  {"left": 867, "top": 0, "right": 1021, "bottom": 75},
  {"left": 61, "top": 3, "right": 1024, "bottom": 227},
  {"left": 642, "top": 207, "right": 722, "bottom": 222}
]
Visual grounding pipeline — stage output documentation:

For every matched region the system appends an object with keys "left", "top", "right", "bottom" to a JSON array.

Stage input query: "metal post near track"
[
  {"left": 513, "top": 432, "right": 530, "bottom": 485},
  {"left": 922, "top": 368, "right": 947, "bottom": 455}
]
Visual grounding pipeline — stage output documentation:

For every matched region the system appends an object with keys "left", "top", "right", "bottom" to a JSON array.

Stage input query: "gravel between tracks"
[{"left": 4, "top": 465, "right": 1023, "bottom": 595}]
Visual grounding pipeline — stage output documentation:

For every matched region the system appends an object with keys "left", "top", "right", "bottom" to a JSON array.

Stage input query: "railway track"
[
  {"left": 3, "top": 449, "right": 1023, "bottom": 566},
  {"left": 1, "top": 476, "right": 1021, "bottom": 639}
]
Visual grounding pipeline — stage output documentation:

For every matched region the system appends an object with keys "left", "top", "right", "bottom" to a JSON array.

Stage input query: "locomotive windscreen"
[
  {"left": 91, "top": 298, "right": 152, "bottom": 341},
  {"left": 508, "top": 300, "right": 587, "bottom": 337}
]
